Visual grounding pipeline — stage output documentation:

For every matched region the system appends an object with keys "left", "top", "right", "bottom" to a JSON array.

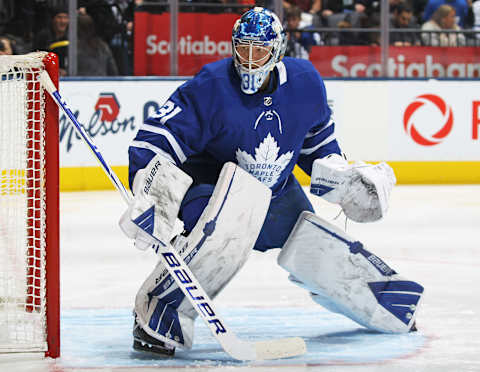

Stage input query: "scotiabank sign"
[
  {"left": 135, "top": 11, "right": 480, "bottom": 79},
  {"left": 134, "top": 12, "right": 237, "bottom": 76},
  {"left": 311, "top": 46, "right": 480, "bottom": 78}
]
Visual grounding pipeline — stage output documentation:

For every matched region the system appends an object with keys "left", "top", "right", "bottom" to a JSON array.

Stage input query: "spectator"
[
  {"left": 33, "top": 5, "right": 69, "bottom": 76},
  {"left": 421, "top": 4, "right": 466, "bottom": 46},
  {"left": 388, "top": 0, "right": 407, "bottom": 12},
  {"left": 410, "top": 0, "right": 430, "bottom": 21},
  {"left": 465, "top": 0, "right": 475, "bottom": 28},
  {"left": 134, "top": 0, "right": 167, "bottom": 13},
  {"left": 283, "top": 0, "right": 322, "bottom": 28},
  {"left": 422, "top": 0, "right": 469, "bottom": 27},
  {"left": 227, "top": 0, "right": 255, "bottom": 14},
  {"left": 474, "top": 0, "right": 480, "bottom": 39},
  {"left": 79, "top": 0, "right": 139, "bottom": 75},
  {"left": 0, "top": 0, "right": 46, "bottom": 54},
  {"left": 284, "top": 0, "right": 322, "bottom": 15},
  {"left": 78, "top": 1, "right": 122, "bottom": 45},
  {"left": 336, "top": 15, "right": 358, "bottom": 45},
  {"left": 284, "top": 6, "right": 321, "bottom": 59},
  {"left": 322, "top": 8, "right": 369, "bottom": 45},
  {"left": 0, "top": 1, "right": 15, "bottom": 36},
  {"left": 188, "top": 0, "right": 254, "bottom": 14},
  {"left": 76, "top": 14, "right": 119, "bottom": 76},
  {"left": 319, "top": 0, "right": 377, "bottom": 43},
  {"left": 365, "top": 10, "right": 382, "bottom": 45},
  {"left": 79, "top": 1, "right": 134, "bottom": 75},
  {"left": 104, "top": 0, "right": 135, "bottom": 75},
  {"left": 0, "top": 35, "right": 14, "bottom": 55},
  {"left": 321, "top": 0, "right": 375, "bottom": 18},
  {"left": 390, "top": 3, "right": 421, "bottom": 46},
  {"left": 348, "top": 0, "right": 376, "bottom": 14}
]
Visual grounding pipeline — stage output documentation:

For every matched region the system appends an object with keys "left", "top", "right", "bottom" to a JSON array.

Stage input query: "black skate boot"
[{"left": 133, "top": 319, "right": 175, "bottom": 357}]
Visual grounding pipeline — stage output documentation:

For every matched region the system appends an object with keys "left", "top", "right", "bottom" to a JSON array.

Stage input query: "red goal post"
[{"left": 0, "top": 52, "right": 60, "bottom": 358}]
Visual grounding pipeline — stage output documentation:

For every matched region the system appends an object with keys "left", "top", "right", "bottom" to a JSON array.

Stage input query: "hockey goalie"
[{"left": 119, "top": 7, "right": 424, "bottom": 357}]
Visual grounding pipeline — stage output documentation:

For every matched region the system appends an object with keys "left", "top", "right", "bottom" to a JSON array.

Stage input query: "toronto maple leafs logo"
[{"left": 236, "top": 133, "right": 293, "bottom": 188}]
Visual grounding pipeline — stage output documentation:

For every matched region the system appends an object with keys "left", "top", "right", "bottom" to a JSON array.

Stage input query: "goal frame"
[
  {"left": 0, "top": 52, "right": 60, "bottom": 358},
  {"left": 42, "top": 52, "right": 60, "bottom": 359}
]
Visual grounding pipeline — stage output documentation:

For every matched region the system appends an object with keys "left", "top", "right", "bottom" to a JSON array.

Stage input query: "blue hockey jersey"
[{"left": 129, "top": 57, "right": 341, "bottom": 197}]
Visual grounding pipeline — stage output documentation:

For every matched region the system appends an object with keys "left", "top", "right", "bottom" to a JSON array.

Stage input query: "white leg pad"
[
  {"left": 278, "top": 211, "right": 424, "bottom": 333},
  {"left": 135, "top": 163, "right": 272, "bottom": 349}
]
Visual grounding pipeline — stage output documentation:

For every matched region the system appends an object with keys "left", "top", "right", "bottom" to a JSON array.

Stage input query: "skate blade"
[{"left": 133, "top": 339, "right": 175, "bottom": 357}]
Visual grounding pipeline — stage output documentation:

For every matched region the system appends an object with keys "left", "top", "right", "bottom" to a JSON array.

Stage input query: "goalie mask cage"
[{"left": 0, "top": 52, "right": 60, "bottom": 358}]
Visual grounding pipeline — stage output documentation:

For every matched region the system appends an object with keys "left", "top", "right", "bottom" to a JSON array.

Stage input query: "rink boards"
[{"left": 57, "top": 78, "right": 480, "bottom": 191}]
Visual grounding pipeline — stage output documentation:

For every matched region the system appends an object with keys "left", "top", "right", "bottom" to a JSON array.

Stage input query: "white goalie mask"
[{"left": 232, "top": 7, "right": 286, "bottom": 95}]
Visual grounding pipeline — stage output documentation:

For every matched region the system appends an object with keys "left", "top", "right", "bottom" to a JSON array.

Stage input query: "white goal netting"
[{"left": 0, "top": 52, "right": 50, "bottom": 353}]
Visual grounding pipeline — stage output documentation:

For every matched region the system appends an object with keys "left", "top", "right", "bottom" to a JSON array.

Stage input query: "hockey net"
[{"left": 0, "top": 52, "right": 60, "bottom": 357}]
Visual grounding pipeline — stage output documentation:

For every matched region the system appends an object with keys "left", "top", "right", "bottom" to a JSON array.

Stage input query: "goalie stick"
[{"left": 39, "top": 70, "right": 306, "bottom": 361}]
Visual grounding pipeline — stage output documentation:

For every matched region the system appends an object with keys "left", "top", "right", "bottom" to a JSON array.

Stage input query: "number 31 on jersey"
[{"left": 152, "top": 100, "right": 182, "bottom": 124}]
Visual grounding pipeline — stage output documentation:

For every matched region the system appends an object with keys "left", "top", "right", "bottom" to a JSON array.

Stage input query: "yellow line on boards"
[
  {"left": 60, "top": 166, "right": 130, "bottom": 192},
  {"left": 59, "top": 162, "right": 480, "bottom": 192},
  {"left": 293, "top": 162, "right": 480, "bottom": 186},
  {"left": 387, "top": 161, "right": 480, "bottom": 184}
]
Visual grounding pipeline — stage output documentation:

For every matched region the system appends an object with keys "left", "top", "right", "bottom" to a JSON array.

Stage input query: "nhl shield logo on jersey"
[
  {"left": 263, "top": 96, "right": 272, "bottom": 106},
  {"left": 235, "top": 133, "right": 293, "bottom": 188}
]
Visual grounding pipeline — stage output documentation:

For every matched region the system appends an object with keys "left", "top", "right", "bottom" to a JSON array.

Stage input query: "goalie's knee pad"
[
  {"left": 134, "top": 163, "right": 271, "bottom": 349},
  {"left": 278, "top": 211, "right": 424, "bottom": 333}
]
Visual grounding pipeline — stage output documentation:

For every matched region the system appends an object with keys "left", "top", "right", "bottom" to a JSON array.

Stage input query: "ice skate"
[{"left": 132, "top": 319, "right": 175, "bottom": 357}]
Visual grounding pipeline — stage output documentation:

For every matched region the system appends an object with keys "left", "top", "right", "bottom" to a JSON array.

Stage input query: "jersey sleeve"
[
  {"left": 128, "top": 68, "right": 217, "bottom": 189},
  {"left": 296, "top": 69, "right": 341, "bottom": 176}
]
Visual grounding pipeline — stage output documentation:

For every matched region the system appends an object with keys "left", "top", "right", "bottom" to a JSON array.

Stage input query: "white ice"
[{"left": 1, "top": 185, "right": 480, "bottom": 372}]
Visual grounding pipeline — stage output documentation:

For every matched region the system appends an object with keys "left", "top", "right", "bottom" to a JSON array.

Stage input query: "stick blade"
[{"left": 254, "top": 337, "right": 306, "bottom": 360}]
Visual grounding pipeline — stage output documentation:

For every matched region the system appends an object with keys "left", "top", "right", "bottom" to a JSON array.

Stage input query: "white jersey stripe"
[
  {"left": 305, "top": 118, "right": 334, "bottom": 139},
  {"left": 130, "top": 140, "right": 177, "bottom": 164},
  {"left": 300, "top": 134, "right": 336, "bottom": 155},
  {"left": 139, "top": 124, "right": 187, "bottom": 163},
  {"left": 276, "top": 61, "right": 287, "bottom": 85}
]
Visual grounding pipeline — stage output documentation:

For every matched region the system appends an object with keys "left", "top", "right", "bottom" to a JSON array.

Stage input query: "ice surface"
[{"left": 1, "top": 185, "right": 479, "bottom": 372}]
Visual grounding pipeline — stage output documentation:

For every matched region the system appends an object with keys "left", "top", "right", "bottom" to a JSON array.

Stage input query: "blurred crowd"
[
  {"left": 0, "top": 0, "right": 479, "bottom": 74},
  {"left": 0, "top": 0, "right": 135, "bottom": 76},
  {"left": 283, "top": 0, "right": 480, "bottom": 59}
]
